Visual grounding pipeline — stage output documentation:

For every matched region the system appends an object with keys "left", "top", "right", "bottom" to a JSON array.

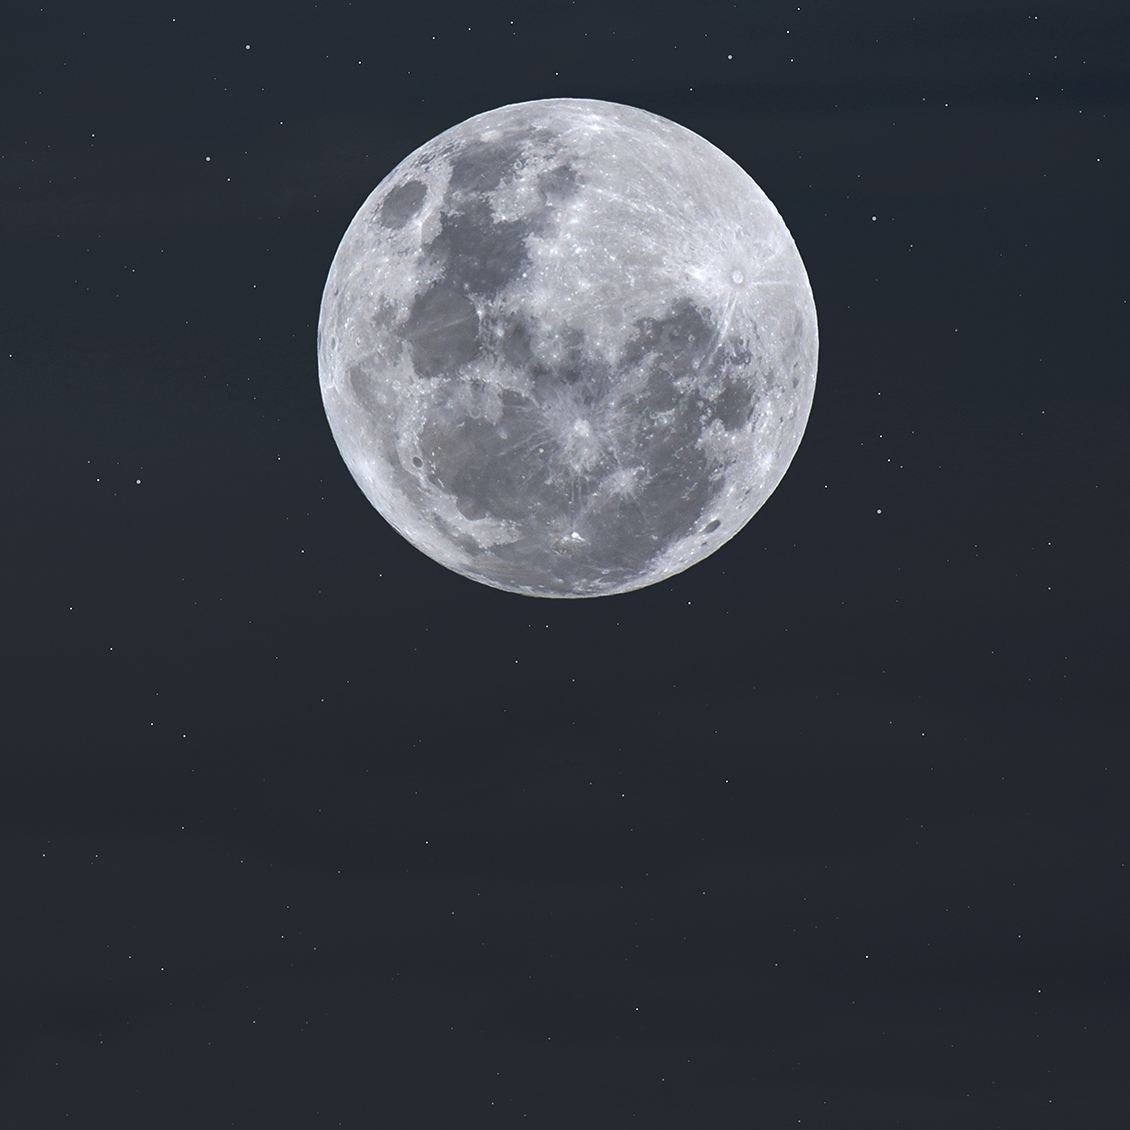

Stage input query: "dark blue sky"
[{"left": 2, "top": 1, "right": 1127, "bottom": 1126}]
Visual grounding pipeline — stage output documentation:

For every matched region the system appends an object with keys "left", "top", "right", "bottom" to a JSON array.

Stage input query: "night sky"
[{"left": 3, "top": 1, "right": 1128, "bottom": 1127}]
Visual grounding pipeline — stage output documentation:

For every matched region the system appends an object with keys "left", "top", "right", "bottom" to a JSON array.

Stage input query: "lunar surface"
[{"left": 318, "top": 98, "right": 817, "bottom": 597}]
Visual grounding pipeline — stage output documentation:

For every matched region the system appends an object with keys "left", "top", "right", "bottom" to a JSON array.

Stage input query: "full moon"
[{"left": 318, "top": 98, "right": 817, "bottom": 597}]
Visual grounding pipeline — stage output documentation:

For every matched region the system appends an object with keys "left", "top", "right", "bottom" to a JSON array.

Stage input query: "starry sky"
[{"left": 3, "top": 1, "right": 1127, "bottom": 1127}]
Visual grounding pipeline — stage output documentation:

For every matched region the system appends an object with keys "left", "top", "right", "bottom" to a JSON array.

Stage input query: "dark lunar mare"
[
  {"left": 414, "top": 298, "right": 755, "bottom": 593},
  {"left": 398, "top": 134, "right": 565, "bottom": 381},
  {"left": 378, "top": 180, "right": 427, "bottom": 229}
]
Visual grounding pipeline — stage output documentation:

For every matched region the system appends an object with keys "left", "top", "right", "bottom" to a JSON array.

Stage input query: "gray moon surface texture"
[{"left": 318, "top": 98, "right": 818, "bottom": 598}]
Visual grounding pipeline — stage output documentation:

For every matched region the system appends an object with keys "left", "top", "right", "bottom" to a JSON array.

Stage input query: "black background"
[{"left": 3, "top": 1, "right": 1127, "bottom": 1126}]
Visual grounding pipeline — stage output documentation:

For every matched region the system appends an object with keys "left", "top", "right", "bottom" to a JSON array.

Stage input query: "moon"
[{"left": 318, "top": 98, "right": 817, "bottom": 598}]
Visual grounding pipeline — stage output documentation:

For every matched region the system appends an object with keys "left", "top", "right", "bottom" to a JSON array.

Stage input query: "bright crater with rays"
[{"left": 318, "top": 99, "right": 818, "bottom": 597}]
